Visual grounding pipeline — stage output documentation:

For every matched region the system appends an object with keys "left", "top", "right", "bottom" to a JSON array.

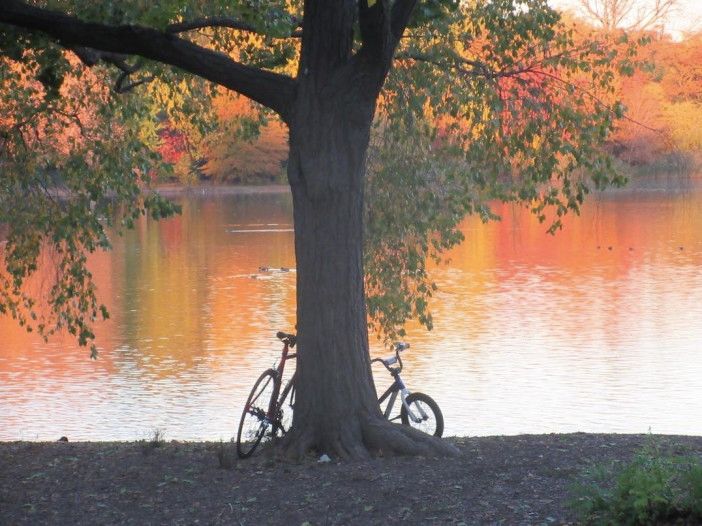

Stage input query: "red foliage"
[{"left": 157, "top": 124, "right": 188, "bottom": 164}]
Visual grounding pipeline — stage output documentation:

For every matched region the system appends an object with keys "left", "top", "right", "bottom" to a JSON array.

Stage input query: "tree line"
[{"left": 155, "top": 12, "right": 702, "bottom": 183}]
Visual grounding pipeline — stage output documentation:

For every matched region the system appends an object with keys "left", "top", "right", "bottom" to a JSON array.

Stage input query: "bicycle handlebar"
[{"left": 371, "top": 342, "right": 410, "bottom": 373}]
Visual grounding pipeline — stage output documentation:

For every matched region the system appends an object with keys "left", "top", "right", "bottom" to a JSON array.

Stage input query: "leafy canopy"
[
  {"left": 0, "top": 0, "right": 635, "bottom": 353},
  {"left": 365, "top": 0, "right": 638, "bottom": 340}
]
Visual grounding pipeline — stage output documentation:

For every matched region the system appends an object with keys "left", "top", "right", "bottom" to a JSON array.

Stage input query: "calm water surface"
[{"left": 1, "top": 177, "right": 702, "bottom": 440}]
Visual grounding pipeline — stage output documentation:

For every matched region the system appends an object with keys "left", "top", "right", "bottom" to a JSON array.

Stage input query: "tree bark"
[
  {"left": 285, "top": 87, "right": 377, "bottom": 458},
  {"left": 281, "top": 51, "right": 457, "bottom": 458}
]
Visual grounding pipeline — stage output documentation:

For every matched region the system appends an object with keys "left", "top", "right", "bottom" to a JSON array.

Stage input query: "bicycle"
[
  {"left": 237, "top": 332, "right": 444, "bottom": 458},
  {"left": 371, "top": 342, "right": 444, "bottom": 437},
  {"left": 236, "top": 331, "right": 297, "bottom": 458}
]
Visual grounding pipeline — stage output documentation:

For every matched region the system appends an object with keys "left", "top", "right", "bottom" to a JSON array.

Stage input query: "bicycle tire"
[
  {"left": 400, "top": 392, "right": 444, "bottom": 437},
  {"left": 236, "top": 369, "right": 279, "bottom": 458}
]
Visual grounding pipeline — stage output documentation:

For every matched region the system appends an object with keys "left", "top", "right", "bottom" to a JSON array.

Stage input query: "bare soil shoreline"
[{"left": 2, "top": 433, "right": 702, "bottom": 525}]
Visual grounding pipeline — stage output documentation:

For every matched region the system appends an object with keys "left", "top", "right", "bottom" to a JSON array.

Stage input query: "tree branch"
[
  {"left": 395, "top": 51, "right": 535, "bottom": 80},
  {"left": 633, "top": 0, "right": 676, "bottom": 32},
  {"left": 166, "top": 16, "right": 302, "bottom": 38},
  {"left": 353, "top": 0, "right": 418, "bottom": 92},
  {"left": 390, "top": 0, "right": 419, "bottom": 44},
  {"left": 357, "top": 0, "right": 417, "bottom": 59},
  {"left": 114, "top": 70, "right": 155, "bottom": 94},
  {"left": 576, "top": 0, "right": 678, "bottom": 31},
  {"left": 0, "top": 0, "right": 297, "bottom": 122},
  {"left": 529, "top": 68, "right": 664, "bottom": 134},
  {"left": 72, "top": 47, "right": 154, "bottom": 93}
]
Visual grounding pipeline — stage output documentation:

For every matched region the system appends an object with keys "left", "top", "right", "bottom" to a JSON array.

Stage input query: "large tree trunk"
[
  {"left": 284, "top": 91, "right": 378, "bottom": 458},
  {"left": 280, "top": 67, "right": 457, "bottom": 459}
]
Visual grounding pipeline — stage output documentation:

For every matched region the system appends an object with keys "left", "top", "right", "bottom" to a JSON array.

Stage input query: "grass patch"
[
  {"left": 140, "top": 428, "right": 166, "bottom": 454},
  {"left": 149, "top": 428, "right": 166, "bottom": 448},
  {"left": 216, "top": 440, "right": 236, "bottom": 469},
  {"left": 571, "top": 439, "right": 702, "bottom": 525}
]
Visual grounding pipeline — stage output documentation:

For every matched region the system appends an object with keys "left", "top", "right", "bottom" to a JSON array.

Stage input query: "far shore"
[
  {"left": 154, "top": 182, "right": 290, "bottom": 197},
  {"left": 3, "top": 432, "right": 702, "bottom": 525},
  {"left": 151, "top": 171, "right": 702, "bottom": 200}
]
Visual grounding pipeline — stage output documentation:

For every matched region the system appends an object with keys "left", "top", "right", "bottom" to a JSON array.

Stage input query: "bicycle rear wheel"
[
  {"left": 400, "top": 392, "right": 444, "bottom": 437},
  {"left": 237, "top": 369, "right": 279, "bottom": 458}
]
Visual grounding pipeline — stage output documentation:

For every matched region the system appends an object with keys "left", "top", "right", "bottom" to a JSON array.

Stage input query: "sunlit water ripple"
[{"left": 1, "top": 178, "right": 701, "bottom": 440}]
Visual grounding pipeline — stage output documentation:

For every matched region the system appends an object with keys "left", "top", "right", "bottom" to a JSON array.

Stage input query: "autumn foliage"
[
  {"left": 153, "top": 18, "right": 702, "bottom": 183},
  {"left": 608, "top": 30, "right": 702, "bottom": 166},
  {"left": 3, "top": 8, "right": 701, "bottom": 186}
]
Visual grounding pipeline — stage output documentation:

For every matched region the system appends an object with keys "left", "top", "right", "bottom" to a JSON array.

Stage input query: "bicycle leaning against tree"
[
  {"left": 236, "top": 331, "right": 297, "bottom": 458},
  {"left": 371, "top": 342, "right": 444, "bottom": 438},
  {"left": 236, "top": 331, "right": 443, "bottom": 458}
]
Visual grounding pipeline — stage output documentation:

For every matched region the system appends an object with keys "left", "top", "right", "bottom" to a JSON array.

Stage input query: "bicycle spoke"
[
  {"left": 249, "top": 377, "right": 273, "bottom": 406},
  {"left": 400, "top": 392, "right": 444, "bottom": 437}
]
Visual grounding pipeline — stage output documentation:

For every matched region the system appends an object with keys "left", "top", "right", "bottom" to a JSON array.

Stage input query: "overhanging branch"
[
  {"left": 0, "top": 0, "right": 297, "bottom": 121},
  {"left": 73, "top": 47, "right": 154, "bottom": 93},
  {"left": 166, "top": 16, "right": 302, "bottom": 38},
  {"left": 395, "top": 51, "right": 535, "bottom": 80}
]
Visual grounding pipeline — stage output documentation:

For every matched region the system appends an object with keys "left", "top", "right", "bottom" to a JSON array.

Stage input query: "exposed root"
[
  {"left": 277, "top": 426, "right": 315, "bottom": 461},
  {"left": 276, "top": 414, "right": 460, "bottom": 461},
  {"left": 361, "top": 418, "right": 460, "bottom": 457}
]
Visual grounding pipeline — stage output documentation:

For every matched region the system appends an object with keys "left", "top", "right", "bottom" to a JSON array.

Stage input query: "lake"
[{"left": 1, "top": 177, "right": 701, "bottom": 440}]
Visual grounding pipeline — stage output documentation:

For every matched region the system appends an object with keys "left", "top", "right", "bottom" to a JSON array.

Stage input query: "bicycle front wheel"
[
  {"left": 237, "top": 369, "right": 279, "bottom": 458},
  {"left": 400, "top": 392, "right": 444, "bottom": 437}
]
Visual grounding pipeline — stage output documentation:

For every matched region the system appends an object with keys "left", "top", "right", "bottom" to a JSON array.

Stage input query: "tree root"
[
  {"left": 361, "top": 418, "right": 459, "bottom": 457},
  {"left": 276, "top": 413, "right": 460, "bottom": 461}
]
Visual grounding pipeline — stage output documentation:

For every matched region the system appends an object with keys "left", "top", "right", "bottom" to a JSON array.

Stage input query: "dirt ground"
[{"left": 2, "top": 433, "right": 702, "bottom": 525}]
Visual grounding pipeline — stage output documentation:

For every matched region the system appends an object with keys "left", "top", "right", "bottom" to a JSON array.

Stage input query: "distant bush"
[
  {"left": 571, "top": 440, "right": 702, "bottom": 525},
  {"left": 203, "top": 119, "right": 288, "bottom": 184},
  {"left": 618, "top": 151, "right": 699, "bottom": 177},
  {"left": 664, "top": 101, "right": 702, "bottom": 153}
]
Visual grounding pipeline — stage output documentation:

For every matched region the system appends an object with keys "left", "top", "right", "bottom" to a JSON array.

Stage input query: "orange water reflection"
[{"left": 1, "top": 183, "right": 701, "bottom": 440}]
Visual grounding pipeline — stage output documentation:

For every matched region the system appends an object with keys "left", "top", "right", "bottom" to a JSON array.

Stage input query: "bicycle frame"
[
  {"left": 266, "top": 338, "right": 296, "bottom": 422},
  {"left": 376, "top": 368, "right": 429, "bottom": 423}
]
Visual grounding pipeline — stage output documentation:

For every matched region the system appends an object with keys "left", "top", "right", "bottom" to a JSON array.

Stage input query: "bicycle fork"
[{"left": 396, "top": 376, "right": 429, "bottom": 423}]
